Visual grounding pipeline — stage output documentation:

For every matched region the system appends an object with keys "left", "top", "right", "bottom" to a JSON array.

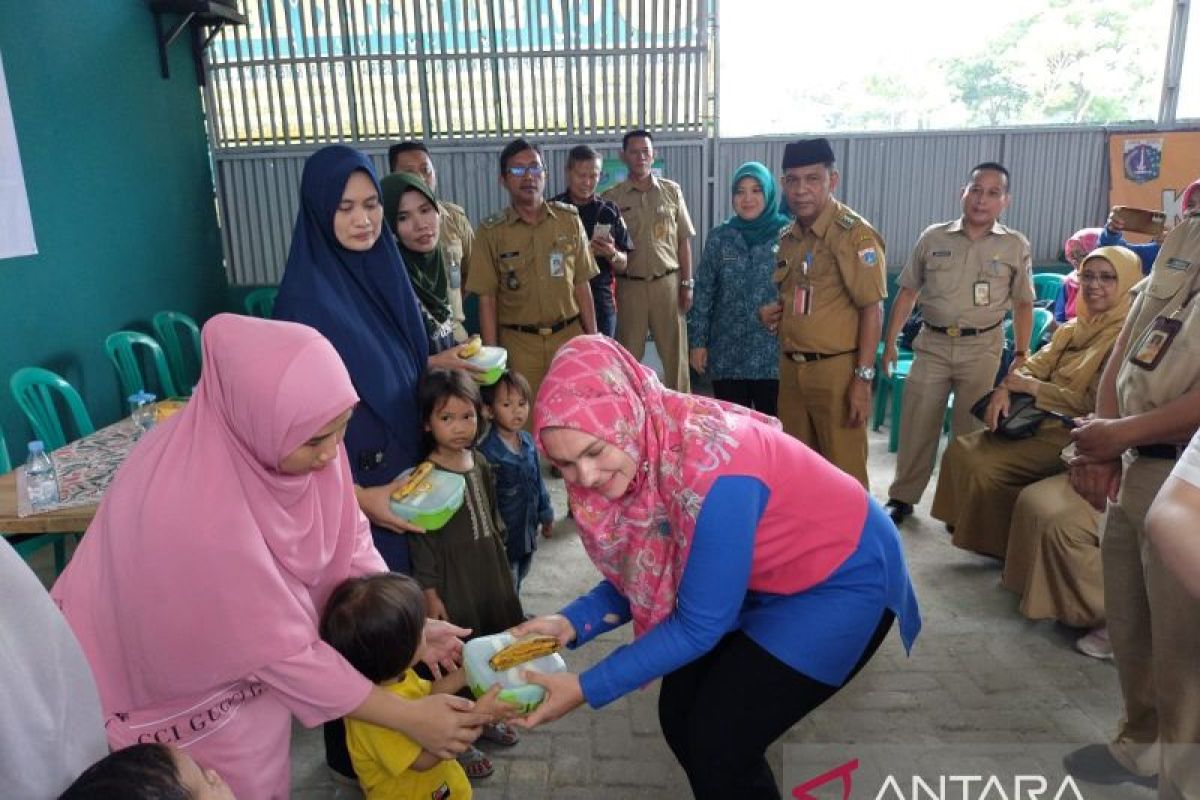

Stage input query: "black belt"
[
  {"left": 1135, "top": 443, "right": 1183, "bottom": 460},
  {"left": 616, "top": 271, "right": 673, "bottom": 282},
  {"left": 784, "top": 350, "right": 855, "bottom": 364},
  {"left": 924, "top": 320, "right": 1003, "bottom": 338},
  {"left": 501, "top": 315, "right": 579, "bottom": 336}
]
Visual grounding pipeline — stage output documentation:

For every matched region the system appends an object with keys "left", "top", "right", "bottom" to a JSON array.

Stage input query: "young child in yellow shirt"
[{"left": 319, "top": 573, "right": 509, "bottom": 799}]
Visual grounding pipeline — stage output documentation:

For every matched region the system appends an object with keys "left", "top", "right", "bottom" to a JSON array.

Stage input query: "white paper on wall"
[{"left": 0, "top": 50, "right": 36, "bottom": 260}]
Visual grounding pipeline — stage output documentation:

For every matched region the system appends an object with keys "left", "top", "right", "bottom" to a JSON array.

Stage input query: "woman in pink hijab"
[
  {"left": 1056, "top": 228, "right": 1102, "bottom": 322},
  {"left": 513, "top": 336, "right": 920, "bottom": 800},
  {"left": 52, "top": 314, "right": 490, "bottom": 799}
]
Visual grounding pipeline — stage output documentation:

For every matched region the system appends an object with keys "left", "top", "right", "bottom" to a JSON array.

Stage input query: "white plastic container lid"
[{"left": 465, "top": 345, "right": 507, "bottom": 371}]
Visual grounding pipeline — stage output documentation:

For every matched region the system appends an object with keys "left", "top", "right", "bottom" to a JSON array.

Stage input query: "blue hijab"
[
  {"left": 274, "top": 145, "right": 429, "bottom": 490},
  {"left": 724, "top": 161, "right": 792, "bottom": 247}
]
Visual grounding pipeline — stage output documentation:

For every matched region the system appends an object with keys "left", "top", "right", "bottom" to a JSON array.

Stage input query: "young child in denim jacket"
[{"left": 479, "top": 371, "right": 555, "bottom": 592}]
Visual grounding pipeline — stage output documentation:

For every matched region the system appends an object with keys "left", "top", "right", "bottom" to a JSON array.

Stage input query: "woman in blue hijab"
[
  {"left": 275, "top": 145, "right": 477, "bottom": 572},
  {"left": 686, "top": 161, "right": 792, "bottom": 414},
  {"left": 275, "top": 145, "right": 485, "bottom": 783}
]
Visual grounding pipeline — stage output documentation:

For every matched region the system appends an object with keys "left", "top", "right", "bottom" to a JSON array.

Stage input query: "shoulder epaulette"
[
  {"left": 836, "top": 211, "right": 860, "bottom": 231},
  {"left": 548, "top": 200, "right": 579, "bottom": 214},
  {"left": 481, "top": 211, "right": 506, "bottom": 229}
]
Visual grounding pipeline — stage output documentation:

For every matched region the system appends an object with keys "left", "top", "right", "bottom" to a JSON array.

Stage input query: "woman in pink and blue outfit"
[{"left": 514, "top": 335, "right": 920, "bottom": 800}]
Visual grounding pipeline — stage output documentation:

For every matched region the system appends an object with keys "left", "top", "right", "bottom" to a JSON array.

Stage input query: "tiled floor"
[{"left": 24, "top": 356, "right": 1149, "bottom": 799}]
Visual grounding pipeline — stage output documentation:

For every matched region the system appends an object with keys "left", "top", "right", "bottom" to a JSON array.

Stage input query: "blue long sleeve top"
[
  {"left": 559, "top": 477, "right": 920, "bottom": 707},
  {"left": 1098, "top": 228, "right": 1158, "bottom": 275},
  {"left": 478, "top": 427, "right": 553, "bottom": 563},
  {"left": 686, "top": 225, "right": 781, "bottom": 381}
]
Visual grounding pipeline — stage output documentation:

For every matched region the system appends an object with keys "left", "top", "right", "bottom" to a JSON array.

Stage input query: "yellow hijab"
[{"left": 1031, "top": 245, "right": 1141, "bottom": 396}]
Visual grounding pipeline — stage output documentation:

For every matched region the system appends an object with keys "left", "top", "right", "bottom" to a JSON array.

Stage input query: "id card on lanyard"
[{"left": 793, "top": 252, "right": 814, "bottom": 316}]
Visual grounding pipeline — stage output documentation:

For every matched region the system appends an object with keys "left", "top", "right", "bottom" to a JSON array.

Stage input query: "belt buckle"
[
  {"left": 946, "top": 326, "right": 961, "bottom": 338},
  {"left": 538, "top": 326, "right": 553, "bottom": 336}
]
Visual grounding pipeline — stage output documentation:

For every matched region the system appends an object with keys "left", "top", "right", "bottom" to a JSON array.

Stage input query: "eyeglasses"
[
  {"left": 506, "top": 165, "right": 545, "bottom": 178},
  {"left": 1079, "top": 272, "right": 1118, "bottom": 285}
]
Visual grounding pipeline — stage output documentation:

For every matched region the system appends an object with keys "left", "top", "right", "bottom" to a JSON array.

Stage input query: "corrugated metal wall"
[
  {"left": 715, "top": 128, "right": 1109, "bottom": 268},
  {"left": 218, "top": 137, "right": 709, "bottom": 285},
  {"left": 221, "top": 127, "right": 1114, "bottom": 285}
]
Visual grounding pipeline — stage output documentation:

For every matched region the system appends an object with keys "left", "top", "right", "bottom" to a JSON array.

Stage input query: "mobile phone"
[
  {"left": 592, "top": 223, "right": 612, "bottom": 240},
  {"left": 1110, "top": 206, "right": 1166, "bottom": 236}
]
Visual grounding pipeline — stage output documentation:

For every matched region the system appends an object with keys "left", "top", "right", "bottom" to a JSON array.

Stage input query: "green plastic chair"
[
  {"left": 872, "top": 341, "right": 914, "bottom": 432},
  {"left": 1031, "top": 307, "right": 1054, "bottom": 352},
  {"left": 1, "top": 426, "right": 68, "bottom": 574},
  {"left": 10, "top": 367, "right": 96, "bottom": 450},
  {"left": 244, "top": 287, "right": 278, "bottom": 319},
  {"left": 152, "top": 310, "right": 202, "bottom": 394},
  {"left": 1033, "top": 273, "right": 1065, "bottom": 304},
  {"left": 104, "top": 331, "right": 179, "bottom": 400}
]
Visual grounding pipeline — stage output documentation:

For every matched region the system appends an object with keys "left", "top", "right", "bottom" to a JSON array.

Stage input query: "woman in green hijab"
[{"left": 382, "top": 172, "right": 457, "bottom": 353}]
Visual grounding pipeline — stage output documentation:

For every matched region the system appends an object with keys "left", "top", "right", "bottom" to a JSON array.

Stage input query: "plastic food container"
[
  {"left": 465, "top": 346, "right": 507, "bottom": 385},
  {"left": 388, "top": 466, "right": 466, "bottom": 530},
  {"left": 462, "top": 632, "right": 567, "bottom": 713}
]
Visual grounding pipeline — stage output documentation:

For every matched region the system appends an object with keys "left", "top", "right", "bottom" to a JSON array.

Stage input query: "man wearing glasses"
[
  {"left": 466, "top": 138, "right": 598, "bottom": 414},
  {"left": 603, "top": 129, "right": 696, "bottom": 392},
  {"left": 880, "top": 162, "right": 1033, "bottom": 523}
]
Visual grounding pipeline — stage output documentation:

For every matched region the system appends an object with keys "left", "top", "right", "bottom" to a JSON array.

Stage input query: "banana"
[
  {"left": 391, "top": 461, "right": 435, "bottom": 502},
  {"left": 488, "top": 635, "right": 561, "bottom": 671},
  {"left": 459, "top": 335, "right": 483, "bottom": 359}
]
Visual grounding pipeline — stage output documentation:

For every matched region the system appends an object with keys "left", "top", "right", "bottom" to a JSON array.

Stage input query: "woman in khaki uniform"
[{"left": 931, "top": 246, "right": 1141, "bottom": 558}]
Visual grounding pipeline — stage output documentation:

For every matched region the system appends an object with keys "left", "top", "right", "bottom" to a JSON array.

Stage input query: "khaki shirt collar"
[
  {"left": 504, "top": 200, "right": 551, "bottom": 225},
  {"left": 787, "top": 196, "right": 840, "bottom": 240},
  {"left": 622, "top": 175, "right": 660, "bottom": 194},
  {"left": 946, "top": 217, "right": 1008, "bottom": 236}
]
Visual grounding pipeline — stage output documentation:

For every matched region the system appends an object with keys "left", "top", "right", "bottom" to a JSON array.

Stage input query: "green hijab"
[
  {"left": 724, "top": 161, "right": 792, "bottom": 247},
  {"left": 380, "top": 172, "right": 451, "bottom": 330}
]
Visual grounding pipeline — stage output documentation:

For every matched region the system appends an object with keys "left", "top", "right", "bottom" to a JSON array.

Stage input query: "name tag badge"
[
  {"left": 1129, "top": 316, "right": 1182, "bottom": 370},
  {"left": 931, "top": 250, "right": 952, "bottom": 258},
  {"left": 793, "top": 284, "right": 813, "bottom": 316},
  {"left": 549, "top": 251, "right": 565, "bottom": 277},
  {"left": 1166, "top": 258, "right": 1192, "bottom": 271},
  {"left": 973, "top": 281, "right": 991, "bottom": 306}
]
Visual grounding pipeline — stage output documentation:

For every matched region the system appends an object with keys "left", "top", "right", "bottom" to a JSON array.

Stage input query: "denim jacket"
[{"left": 479, "top": 426, "right": 553, "bottom": 563}]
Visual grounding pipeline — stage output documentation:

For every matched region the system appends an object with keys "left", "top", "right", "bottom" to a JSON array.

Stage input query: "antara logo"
[{"left": 791, "top": 758, "right": 1088, "bottom": 800}]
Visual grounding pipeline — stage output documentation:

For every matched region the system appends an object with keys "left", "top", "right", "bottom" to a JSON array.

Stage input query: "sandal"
[
  {"left": 456, "top": 745, "right": 494, "bottom": 779},
  {"left": 479, "top": 721, "right": 521, "bottom": 747}
]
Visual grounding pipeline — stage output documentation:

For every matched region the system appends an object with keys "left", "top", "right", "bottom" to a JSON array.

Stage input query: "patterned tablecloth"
[{"left": 16, "top": 419, "right": 141, "bottom": 517}]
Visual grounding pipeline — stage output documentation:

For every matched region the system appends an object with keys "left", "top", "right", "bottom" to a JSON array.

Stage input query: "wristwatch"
[
  {"left": 854, "top": 365, "right": 876, "bottom": 381},
  {"left": 679, "top": 278, "right": 695, "bottom": 289}
]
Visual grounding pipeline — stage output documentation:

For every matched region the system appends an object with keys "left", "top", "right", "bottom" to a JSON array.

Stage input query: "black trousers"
[
  {"left": 711, "top": 379, "right": 779, "bottom": 417},
  {"left": 658, "top": 611, "right": 894, "bottom": 800}
]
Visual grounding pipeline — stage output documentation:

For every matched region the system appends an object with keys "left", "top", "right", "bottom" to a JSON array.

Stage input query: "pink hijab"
[
  {"left": 53, "top": 314, "right": 380, "bottom": 712},
  {"left": 1062, "top": 227, "right": 1103, "bottom": 319},
  {"left": 1183, "top": 178, "right": 1200, "bottom": 217},
  {"left": 533, "top": 335, "right": 779, "bottom": 637}
]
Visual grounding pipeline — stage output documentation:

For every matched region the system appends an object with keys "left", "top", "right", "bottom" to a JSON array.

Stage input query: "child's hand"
[
  {"left": 540, "top": 520, "right": 554, "bottom": 539},
  {"left": 425, "top": 589, "right": 449, "bottom": 622},
  {"left": 473, "top": 684, "right": 519, "bottom": 722}
]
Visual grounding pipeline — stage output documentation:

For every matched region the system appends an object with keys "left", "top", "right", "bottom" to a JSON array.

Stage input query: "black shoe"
[
  {"left": 1062, "top": 744, "right": 1157, "bottom": 788},
  {"left": 885, "top": 499, "right": 913, "bottom": 525}
]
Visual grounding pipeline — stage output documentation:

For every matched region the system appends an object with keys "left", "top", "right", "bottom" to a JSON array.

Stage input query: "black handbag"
[{"left": 969, "top": 390, "right": 1050, "bottom": 440}]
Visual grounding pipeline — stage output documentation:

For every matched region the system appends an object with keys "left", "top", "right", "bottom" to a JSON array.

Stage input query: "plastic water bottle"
[
  {"left": 25, "top": 440, "right": 59, "bottom": 511},
  {"left": 129, "top": 391, "right": 157, "bottom": 434}
]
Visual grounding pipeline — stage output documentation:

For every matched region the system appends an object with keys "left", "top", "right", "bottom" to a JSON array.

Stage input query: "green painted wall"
[{"left": 0, "top": 2, "right": 227, "bottom": 463}]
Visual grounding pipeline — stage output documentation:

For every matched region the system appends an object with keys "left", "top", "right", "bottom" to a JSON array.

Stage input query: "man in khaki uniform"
[
  {"left": 465, "top": 138, "right": 598, "bottom": 412},
  {"left": 602, "top": 129, "right": 696, "bottom": 391},
  {"left": 389, "top": 141, "right": 475, "bottom": 341},
  {"left": 881, "top": 162, "right": 1033, "bottom": 524},
  {"left": 763, "top": 138, "right": 885, "bottom": 489},
  {"left": 1064, "top": 207, "right": 1200, "bottom": 798}
]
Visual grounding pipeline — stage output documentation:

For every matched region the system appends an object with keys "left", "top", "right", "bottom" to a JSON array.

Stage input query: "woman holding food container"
[
  {"left": 273, "top": 145, "right": 486, "bottom": 782},
  {"left": 512, "top": 335, "right": 921, "bottom": 800}
]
